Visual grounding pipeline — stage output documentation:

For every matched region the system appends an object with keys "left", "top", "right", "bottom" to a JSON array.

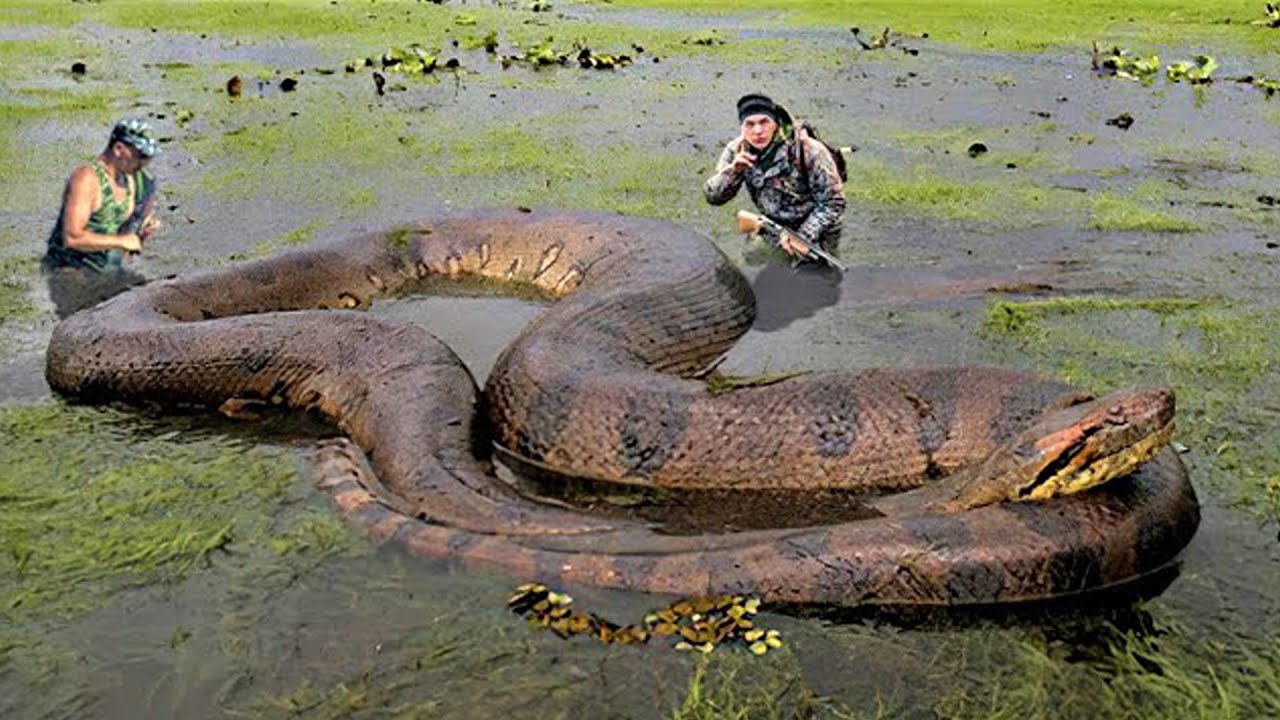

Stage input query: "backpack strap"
[{"left": 793, "top": 120, "right": 848, "bottom": 184}]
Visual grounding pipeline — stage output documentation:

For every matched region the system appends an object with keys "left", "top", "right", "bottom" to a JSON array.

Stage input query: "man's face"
[
  {"left": 740, "top": 114, "right": 778, "bottom": 151},
  {"left": 115, "top": 141, "right": 151, "bottom": 173}
]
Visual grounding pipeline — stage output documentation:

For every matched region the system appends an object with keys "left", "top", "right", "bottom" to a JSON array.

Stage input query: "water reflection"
[
  {"left": 43, "top": 264, "right": 146, "bottom": 319},
  {"left": 748, "top": 262, "right": 843, "bottom": 332}
]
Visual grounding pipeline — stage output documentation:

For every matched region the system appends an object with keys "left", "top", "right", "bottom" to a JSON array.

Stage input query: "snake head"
[{"left": 1005, "top": 387, "right": 1176, "bottom": 502}]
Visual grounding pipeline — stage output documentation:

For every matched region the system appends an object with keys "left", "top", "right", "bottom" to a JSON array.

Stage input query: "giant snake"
[{"left": 46, "top": 210, "right": 1199, "bottom": 606}]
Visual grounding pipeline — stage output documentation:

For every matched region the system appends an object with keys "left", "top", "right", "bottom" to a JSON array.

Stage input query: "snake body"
[{"left": 46, "top": 210, "right": 1199, "bottom": 606}]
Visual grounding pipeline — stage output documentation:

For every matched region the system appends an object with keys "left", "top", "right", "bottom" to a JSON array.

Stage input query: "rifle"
[{"left": 735, "top": 210, "right": 846, "bottom": 271}]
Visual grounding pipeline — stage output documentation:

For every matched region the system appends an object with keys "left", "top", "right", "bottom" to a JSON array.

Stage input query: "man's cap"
[
  {"left": 110, "top": 118, "right": 159, "bottom": 158},
  {"left": 737, "top": 93, "right": 778, "bottom": 123}
]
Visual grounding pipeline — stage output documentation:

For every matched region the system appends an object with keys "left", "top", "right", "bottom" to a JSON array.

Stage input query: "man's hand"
[
  {"left": 778, "top": 231, "right": 811, "bottom": 258},
  {"left": 731, "top": 147, "right": 756, "bottom": 172},
  {"left": 119, "top": 233, "right": 143, "bottom": 254},
  {"left": 138, "top": 215, "right": 162, "bottom": 242}
]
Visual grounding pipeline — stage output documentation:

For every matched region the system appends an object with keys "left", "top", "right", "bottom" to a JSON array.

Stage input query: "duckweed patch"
[{"left": 982, "top": 296, "right": 1280, "bottom": 520}]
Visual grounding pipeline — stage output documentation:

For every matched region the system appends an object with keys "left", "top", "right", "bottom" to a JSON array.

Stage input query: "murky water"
[{"left": 3, "top": 5, "right": 1278, "bottom": 719}]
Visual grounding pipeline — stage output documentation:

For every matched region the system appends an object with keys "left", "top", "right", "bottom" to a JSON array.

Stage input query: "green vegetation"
[
  {"left": 0, "top": 403, "right": 355, "bottom": 625},
  {"left": 672, "top": 652, "right": 876, "bottom": 720},
  {"left": 933, "top": 617, "right": 1280, "bottom": 719},
  {"left": 983, "top": 296, "right": 1280, "bottom": 520},
  {"left": 232, "top": 220, "right": 327, "bottom": 261},
  {"left": 445, "top": 122, "right": 701, "bottom": 217},
  {"left": 603, "top": 0, "right": 1270, "bottom": 52},
  {"left": 2, "top": 1, "right": 1278, "bottom": 717},
  {"left": 848, "top": 161, "right": 1080, "bottom": 223},
  {"left": 0, "top": 80, "right": 131, "bottom": 212},
  {"left": 0, "top": 256, "right": 38, "bottom": 326},
  {"left": 0, "top": 0, "right": 809, "bottom": 65},
  {"left": 1089, "top": 193, "right": 1200, "bottom": 232}
]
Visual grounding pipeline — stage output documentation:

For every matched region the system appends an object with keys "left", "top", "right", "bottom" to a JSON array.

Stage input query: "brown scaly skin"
[{"left": 45, "top": 209, "right": 1200, "bottom": 607}]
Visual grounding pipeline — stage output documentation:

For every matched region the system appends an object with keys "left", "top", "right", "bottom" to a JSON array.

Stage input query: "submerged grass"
[
  {"left": 672, "top": 652, "right": 879, "bottom": 720},
  {"left": 0, "top": 403, "right": 353, "bottom": 626},
  {"left": 982, "top": 295, "right": 1280, "bottom": 520},
  {"left": 932, "top": 616, "right": 1280, "bottom": 719}
]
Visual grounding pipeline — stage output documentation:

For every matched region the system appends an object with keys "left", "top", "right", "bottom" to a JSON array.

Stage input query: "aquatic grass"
[
  {"left": 231, "top": 220, "right": 327, "bottom": 261},
  {"left": 983, "top": 296, "right": 1203, "bottom": 337},
  {"left": 850, "top": 163, "right": 996, "bottom": 220},
  {"left": 604, "top": 0, "right": 1268, "bottom": 53},
  {"left": 672, "top": 652, "right": 885, "bottom": 719},
  {"left": 242, "top": 603, "right": 569, "bottom": 719},
  {"left": 444, "top": 121, "right": 704, "bottom": 217},
  {"left": 933, "top": 618, "right": 1280, "bottom": 719},
  {"left": 0, "top": 36, "right": 107, "bottom": 85},
  {"left": 885, "top": 123, "right": 1065, "bottom": 172},
  {"left": 849, "top": 161, "right": 1080, "bottom": 224},
  {"left": 1142, "top": 139, "right": 1279, "bottom": 177},
  {"left": 1089, "top": 193, "right": 1201, "bottom": 232},
  {"left": 0, "top": 403, "right": 310, "bottom": 624},
  {"left": 981, "top": 296, "right": 1280, "bottom": 521},
  {"left": 0, "top": 255, "right": 38, "bottom": 326},
  {"left": 191, "top": 95, "right": 433, "bottom": 203},
  {"left": 0, "top": 0, "right": 809, "bottom": 66},
  {"left": 0, "top": 87, "right": 129, "bottom": 212}
]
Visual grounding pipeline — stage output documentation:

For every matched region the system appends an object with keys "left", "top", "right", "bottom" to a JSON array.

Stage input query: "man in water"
[
  {"left": 703, "top": 94, "right": 846, "bottom": 261},
  {"left": 44, "top": 118, "right": 161, "bottom": 316}
]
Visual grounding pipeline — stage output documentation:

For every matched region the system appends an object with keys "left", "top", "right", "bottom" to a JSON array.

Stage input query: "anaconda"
[{"left": 45, "top": 209, "right": 1199, "bottom": 607}]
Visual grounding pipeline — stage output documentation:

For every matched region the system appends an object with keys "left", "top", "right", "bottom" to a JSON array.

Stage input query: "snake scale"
[{"left": 46, "top": 209, "right": 1199, "bottom": 607}]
